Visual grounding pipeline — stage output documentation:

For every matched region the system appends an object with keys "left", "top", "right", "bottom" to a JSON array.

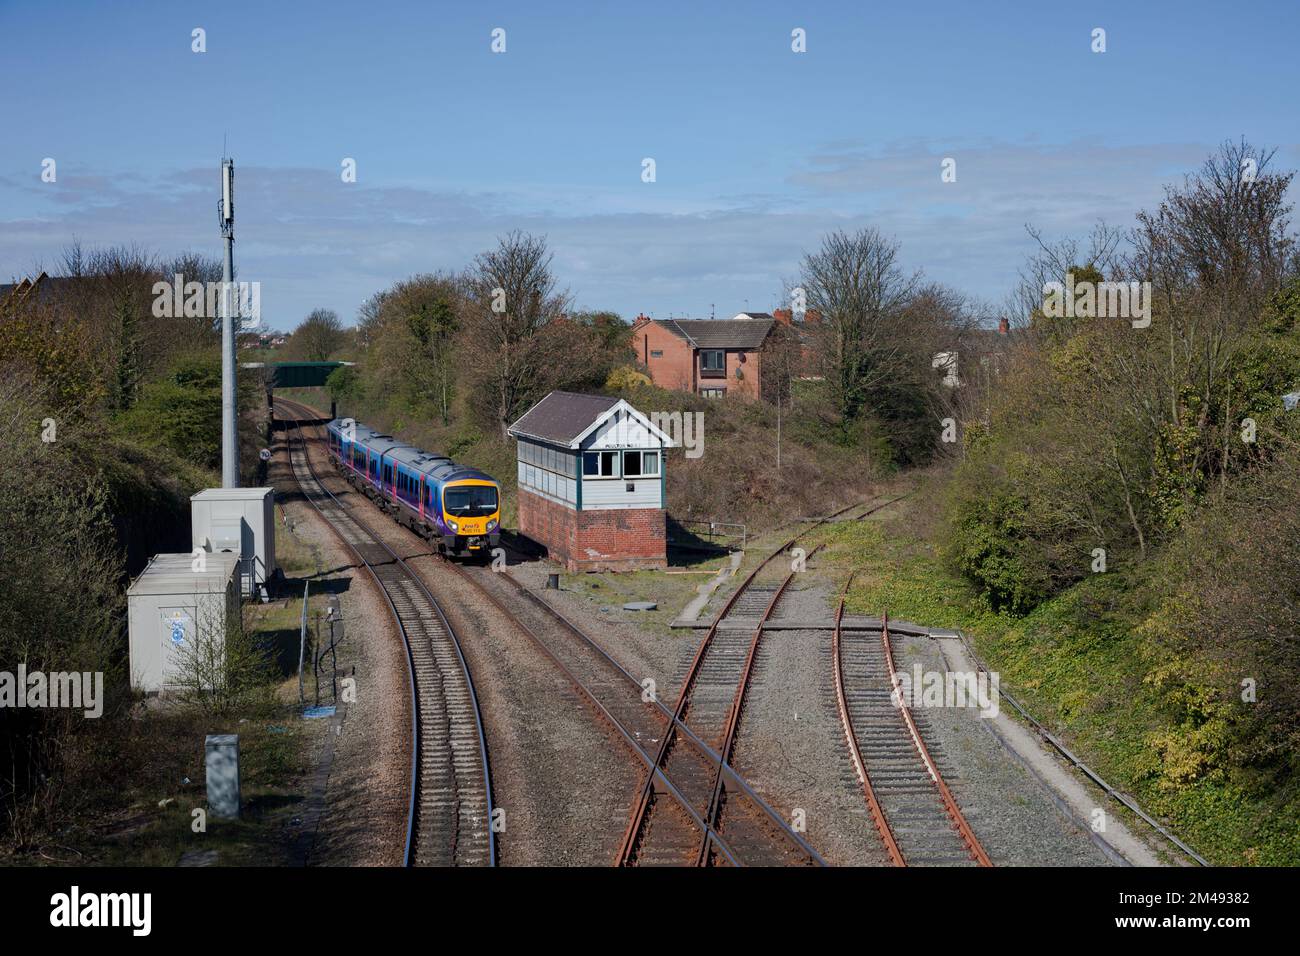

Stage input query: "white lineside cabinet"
[
  {"left": 190, "top": 487, "right": 276, "bottom": 596},
  {"left": 126, "top": 552, "right": 240, "bottom": 693}
]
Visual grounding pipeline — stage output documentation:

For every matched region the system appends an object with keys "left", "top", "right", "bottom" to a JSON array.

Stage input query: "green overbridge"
[{"left": 242, "top": 361, "right": 352, "bottom": 389}]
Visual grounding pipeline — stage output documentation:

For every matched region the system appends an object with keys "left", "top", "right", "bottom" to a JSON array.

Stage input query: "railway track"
[
  {"left": 617, "top": 500, "right": 883, "bottom": 866},
  {"left": 277, "top": 399, "right": 495, "bottom": 867},
  {"left": 282, "top": 400, "right": 818, "bottom": 866},
  {"left": 832, "top": 575, "right": 991, "bottom": 866},
  {"left": 282, "top": 408, "right": 973, "bottom": 867},
  {"left": 455, "top": 560, "right": 823, "bottom": 867}
]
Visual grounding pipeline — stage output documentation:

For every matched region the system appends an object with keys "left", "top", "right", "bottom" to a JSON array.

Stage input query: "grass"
[
  {"left": 559, "top": 547, "right": 729, "bottom": 635},
  {"left": 817, "top": 493, "right": 1300, "bottom": 866},
  {"left": 71, "top": 712, "right": 310, "bottom": 867}
]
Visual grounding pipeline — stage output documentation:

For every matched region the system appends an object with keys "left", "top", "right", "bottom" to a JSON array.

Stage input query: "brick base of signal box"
[{"left": 517, "top": 489, "right": 667, "bottom": 572}]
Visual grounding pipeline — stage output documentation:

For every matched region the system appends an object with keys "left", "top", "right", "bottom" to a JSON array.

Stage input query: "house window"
[
  {"left": 701, "top": 388, "right": 724, "bottom": 399},
  {"left": 701, "top": 349, "right": 725, "bottom": 374},
  {"left": 624, "top": 451, "right": 659, "bottom": 477},
  {"left": 582, "top": 450, "right": 620, "bottom": 477},
  {"left": 650, "top": 350, "right": 663, "bottom": 358}
]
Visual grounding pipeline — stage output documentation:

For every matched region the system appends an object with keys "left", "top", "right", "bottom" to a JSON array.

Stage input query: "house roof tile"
[{"left": 655, "top": 318, "right": 775, "bottom": 350}]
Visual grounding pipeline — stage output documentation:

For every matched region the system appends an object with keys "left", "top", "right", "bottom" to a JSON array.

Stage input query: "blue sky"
[{"left": 2, "top": 0, "right": 1298, "bottom": 330}]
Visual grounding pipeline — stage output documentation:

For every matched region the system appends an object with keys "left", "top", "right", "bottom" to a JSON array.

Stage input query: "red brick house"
[{"left": 630, "top": 314, "right": 780, "bottom": 399}]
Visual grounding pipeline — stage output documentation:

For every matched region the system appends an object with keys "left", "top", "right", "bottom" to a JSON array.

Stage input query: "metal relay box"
[
  {"left": 190, "top": 487, "right": 277, "bottom": 596},
  {"left": 126, "top": 552, "right": 241, "bottom": 693}
]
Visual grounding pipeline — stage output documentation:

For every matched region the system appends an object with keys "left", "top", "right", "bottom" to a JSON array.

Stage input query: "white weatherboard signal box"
[
  {"left": 126, "top": 552, "right": 240, "bottom": 693},
  {"left": 191, "top": 487, "right": 276, "bottom": 596}
]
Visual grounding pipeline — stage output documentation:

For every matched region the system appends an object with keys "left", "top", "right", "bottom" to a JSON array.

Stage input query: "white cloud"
[{"left": 3, "top": 140, "right": 1291, "bottom": 328}]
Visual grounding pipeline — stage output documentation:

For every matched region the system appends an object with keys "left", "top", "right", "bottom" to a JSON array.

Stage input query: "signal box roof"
[{"left": 509, "top": 391, "right": 677, "bottom": 449}]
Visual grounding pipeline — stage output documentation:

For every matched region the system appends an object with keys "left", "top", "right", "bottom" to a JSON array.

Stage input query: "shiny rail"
[{"left": 278, "top": 399, "right": 495, "bottom": 867}]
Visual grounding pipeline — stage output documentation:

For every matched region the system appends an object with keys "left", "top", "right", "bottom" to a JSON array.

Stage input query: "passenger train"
[{"left": 324, "top": 418, "right": 501, "bottom": 558}]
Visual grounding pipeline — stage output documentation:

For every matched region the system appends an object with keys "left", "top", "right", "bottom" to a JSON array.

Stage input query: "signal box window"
[
  {"left": 623, "top": 451, "right": 660, "bottom": 477},
  {"left": 583, "top": 450, "right": 620, "bottom": 477}
]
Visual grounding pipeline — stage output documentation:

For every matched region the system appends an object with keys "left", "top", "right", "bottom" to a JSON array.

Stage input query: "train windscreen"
[{"left": 444, "top": 485, "right": 498, "bottom": 517}]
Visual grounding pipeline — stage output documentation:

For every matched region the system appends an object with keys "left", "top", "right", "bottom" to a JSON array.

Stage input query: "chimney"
[
  {"left": 773, "top": 308, "right": 792, "bottom": 325},
  {"left": 998, "top": 317, "right": 1009, "bottom": 335}
]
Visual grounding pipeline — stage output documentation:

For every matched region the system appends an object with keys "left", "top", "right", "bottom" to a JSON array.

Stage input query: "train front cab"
[{"left": 432, "top": 475, "right": 500, "bottom": 559}]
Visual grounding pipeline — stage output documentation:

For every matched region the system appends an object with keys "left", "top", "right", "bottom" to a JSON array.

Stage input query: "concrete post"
[{"left": 205, "top": 734, "right": 241, "bottom": 819}]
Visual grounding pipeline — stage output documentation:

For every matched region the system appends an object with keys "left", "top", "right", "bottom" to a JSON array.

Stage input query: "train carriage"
[{"left": 325, "top": 418, "right": 501, "bottom": 558}]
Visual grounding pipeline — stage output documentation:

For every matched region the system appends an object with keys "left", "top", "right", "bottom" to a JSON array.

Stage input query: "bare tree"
[
  {"left": 1008, "top": 221, "right": 1124, "bottom": 328},
  {"left": 464, "top": 231, "right": 569, "bottom": 434},
  {"left": 1133, "top": 138, "right": 1296, "bottom": 444},
  {"left": 798, "top": 228, "right": 921, "bottom": 425},
  {"left": 293, "top": 308, "right": 347, "bottom": 361}
]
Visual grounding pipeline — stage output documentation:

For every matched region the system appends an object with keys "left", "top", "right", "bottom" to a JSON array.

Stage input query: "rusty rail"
[
  {"left": 881, "top": 611, "right": 992, "bottom": 866},
  {"left": 618, "top": 504, "right": 863, "bottom": 863},
  {"left": 832, "top": 574, "right": 906, "bottom": 866}
]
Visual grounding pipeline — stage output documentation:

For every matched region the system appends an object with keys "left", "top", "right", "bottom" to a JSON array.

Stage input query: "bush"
[
  {"left": 945, "top": 469, "right": 1053, "bottom": 613},
  {"left": 114, "top": 354, "right": 223, "bottom": 469}
]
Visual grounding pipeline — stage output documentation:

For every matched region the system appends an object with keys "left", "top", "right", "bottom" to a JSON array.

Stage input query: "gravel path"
[
  {"left": 509, "top": 559, "right": 687, "bottom": 706},
  {"left": 735, "top": 626, "right": 892, "bottom": 865}
]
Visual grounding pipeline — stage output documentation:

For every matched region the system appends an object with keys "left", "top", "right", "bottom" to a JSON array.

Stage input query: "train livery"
[{"left": 325, "top": 418, "right": 501, "bottom": 558}]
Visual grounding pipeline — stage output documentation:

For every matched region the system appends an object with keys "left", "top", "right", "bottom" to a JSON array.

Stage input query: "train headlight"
[
  {"left": 447, "top": 520, "right": 459, "bottom": 533},
  {"left": 487, "top": 519, "right": 498, "bottom": 532}
]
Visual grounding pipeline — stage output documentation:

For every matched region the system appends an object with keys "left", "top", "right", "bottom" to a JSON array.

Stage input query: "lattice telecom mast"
[{"left": 219, "top": 158, "right": 239, "bottom": 488}]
